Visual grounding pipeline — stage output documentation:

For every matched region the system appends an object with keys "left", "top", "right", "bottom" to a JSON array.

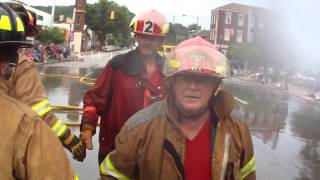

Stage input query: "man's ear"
[{"left": 0, "top": 61, "right": 6, "bottom": 76}]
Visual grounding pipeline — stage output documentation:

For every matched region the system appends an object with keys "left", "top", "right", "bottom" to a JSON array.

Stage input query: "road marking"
[{"left": 234, "top": 96, "right": 249, "bottom": 105}]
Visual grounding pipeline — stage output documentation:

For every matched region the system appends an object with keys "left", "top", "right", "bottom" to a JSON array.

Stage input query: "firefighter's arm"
[
  {"left": 100, "top": 124, "right": 138, "bottom": 179},
  {"left": 12, "top": 58, "right": 48, "bottom": 105},
  {"left": 13, "top": 115, "right": 78, "bottom": 180},
  {"left": 240, "top": 125, "right": 256, "bottom": 180},
  {"left": 81, "top": 63, "right": 114, "bottom": 148},
  {"left": 82, "top": 63, "right": 114, "bottom": 127},
  {"left": 13, "top": 59, "right": 86, "bottom": 161}
]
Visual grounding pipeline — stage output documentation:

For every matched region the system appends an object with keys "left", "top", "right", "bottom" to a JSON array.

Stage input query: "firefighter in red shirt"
[
  {"left": 100, "top": 36, "right": 256, "bottom": 180},
  {"left": 80, "top": 9, "right": 169, "bottom": 164}
]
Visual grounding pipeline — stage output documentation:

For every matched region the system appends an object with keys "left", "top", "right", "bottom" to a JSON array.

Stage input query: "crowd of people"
[{"left": 20, "top": 43, "right": 71, "bottom": 63}]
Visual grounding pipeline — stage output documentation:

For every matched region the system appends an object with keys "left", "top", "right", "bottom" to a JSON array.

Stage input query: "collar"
[{"left": 121, "top": 49, "right": 164, "bottom": 75}]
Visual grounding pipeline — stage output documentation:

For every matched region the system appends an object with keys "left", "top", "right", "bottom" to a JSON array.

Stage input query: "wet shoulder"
[
  {"left": 127, "top": 100, "right": 166, "bottom": 129},
  {"left": 109, "top": 50, "right": 135, "bottom": 69},
  {"left": 0, "top": 92, "right": 38, "bottom": 119}
]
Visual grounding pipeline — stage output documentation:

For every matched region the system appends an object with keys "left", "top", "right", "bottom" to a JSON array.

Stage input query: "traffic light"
[{"left": 110, "top": 11, "right": 115, "bottom": 20}]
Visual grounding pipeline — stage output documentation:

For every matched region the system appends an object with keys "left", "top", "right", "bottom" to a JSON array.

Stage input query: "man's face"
[
  {"left": 172, "top": 73, "right": 221, "bottom": 118},
  {"left": 135, "top": 34, "right": 164, "bottom": 57}
]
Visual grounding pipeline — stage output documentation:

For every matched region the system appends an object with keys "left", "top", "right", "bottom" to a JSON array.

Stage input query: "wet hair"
[{"left": 0, "top": 47, "right": 19, "bottom": 63}]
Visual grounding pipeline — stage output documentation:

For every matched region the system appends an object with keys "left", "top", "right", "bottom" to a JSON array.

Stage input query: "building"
[
  {"left": 0, "top": 0, "right": 51, "bottom": 27},
  {"left": 71, "top": 0, "right": 86, "bottom": 53},
  {"left": 209, "top": 3, "right": 270, "bottom": 54}
]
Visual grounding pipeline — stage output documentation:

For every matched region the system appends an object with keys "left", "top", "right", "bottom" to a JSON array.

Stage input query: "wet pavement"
[{"left": 39, "top": 53, "right": 320, "bottom": 180}]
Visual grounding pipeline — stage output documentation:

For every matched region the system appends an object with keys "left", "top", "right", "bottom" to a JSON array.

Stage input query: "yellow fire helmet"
[{"left": 0, "top": 3, "right": 32, "bottom": 48}]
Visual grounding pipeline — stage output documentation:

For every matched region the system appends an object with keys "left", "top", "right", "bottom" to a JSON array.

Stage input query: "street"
[{"left": 38, "top": 52, "right": 320, "bottom": 180}]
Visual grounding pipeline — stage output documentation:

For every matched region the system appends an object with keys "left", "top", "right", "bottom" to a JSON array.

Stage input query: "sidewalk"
[{"left": 232, "top": 75, "right": 308, "bottom": 97}]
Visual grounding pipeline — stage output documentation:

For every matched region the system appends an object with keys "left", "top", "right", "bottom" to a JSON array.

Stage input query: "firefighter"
[
  {"left": 0, "top": 2, "right": 86, "bottom": 161},
  {"left": 0, "top": 3, "right": 78, "bottom": 179},
  {"left": 80, "top": 9, "right": 169, "bottom": 164},
  {"left": 100, "top": 36, "right": 256, "bottom": 180}
]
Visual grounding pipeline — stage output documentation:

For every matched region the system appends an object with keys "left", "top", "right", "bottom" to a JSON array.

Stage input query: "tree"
[
  {"left": 85, "top": 0, "right": 134, "bottom": 48},
  {"left": 187, "top": 23, "right": 201, "bottom": 31},
  {"left": 35, "top": 27, "right": 65, "bottom": 45},
  {"left": 165, "top": 23, "right": 189, "bottom": 45}
]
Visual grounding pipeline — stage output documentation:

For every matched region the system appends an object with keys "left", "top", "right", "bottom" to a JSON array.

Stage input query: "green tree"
[
  {"left": 165, "top": 23, "right": 189, "bottom": 45},
  {"left": 85, "top": 0, "right": 134, "bottom": 48},
  {"left": 187, "top": 23, "right": 201, "bottom": 31},
  {"left": 35, "top": 27, "right": 65, "bottom": 45}
]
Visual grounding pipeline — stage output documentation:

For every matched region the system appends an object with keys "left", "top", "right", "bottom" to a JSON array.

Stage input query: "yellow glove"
[{"left": 63, "top": 132, "right": 86, "bottom": 161}]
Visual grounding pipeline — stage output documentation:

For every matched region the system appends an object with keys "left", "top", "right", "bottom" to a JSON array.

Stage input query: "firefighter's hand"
[
  {"left": 80, "top": 130, "right": 93, "bottom": 150},
  {"left": 70, "top": 139, "right": 86, "bottom": 161}
]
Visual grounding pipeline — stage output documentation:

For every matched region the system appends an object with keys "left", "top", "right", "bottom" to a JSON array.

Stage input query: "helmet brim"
[
  {"left": 133, "top": 31, "right": 166, "bottom": 37},
  {"left": 0, "top": 41, "right": 33, "bottom": 48}
]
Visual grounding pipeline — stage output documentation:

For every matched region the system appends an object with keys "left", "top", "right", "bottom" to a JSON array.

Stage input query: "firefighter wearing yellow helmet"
[
  {"left": 0, "top": 3, "right": 78, "bottom": 179},
  {"left": 0, "top": 2, "right": 87, "bottom": 162}
]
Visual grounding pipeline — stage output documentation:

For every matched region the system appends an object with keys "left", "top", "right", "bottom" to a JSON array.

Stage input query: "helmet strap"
[{"left": 214, "top": 82, "right": 222, "bottom": 96}]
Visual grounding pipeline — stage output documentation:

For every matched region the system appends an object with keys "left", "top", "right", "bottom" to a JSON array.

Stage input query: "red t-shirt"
[
  {"left": 184, "top": 118, "right": 212, "bottom": 180},
  {"left": 143, "top": 66, "right": 162, "bottom": 107}
]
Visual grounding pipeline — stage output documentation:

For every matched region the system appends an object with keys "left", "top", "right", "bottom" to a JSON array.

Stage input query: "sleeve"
[
  {"left": 100, "top": 124, "right": 138, "bottom": 179},
  {"left": 12, "top": 59, "right": 77, "bottom": 148},
  {"left": 12, "top": 59, "right": 48, "bottom": 107},
  {"left": 81, "top": 63, "right": 114, "bottom": 128},
  {"left": 240, "top": 124, "right": 256, "bottom": 180},
  {"left": 13, "top": 115, "right": 78, "bottom": 180}
]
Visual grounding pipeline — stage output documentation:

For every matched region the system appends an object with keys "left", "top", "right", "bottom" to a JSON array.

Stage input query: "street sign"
[{"left": 70, "top": 32, "right": 74, "bottom": 42}]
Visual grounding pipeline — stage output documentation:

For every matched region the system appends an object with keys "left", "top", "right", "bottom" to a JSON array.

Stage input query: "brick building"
[{"left": 209, "top": 3, "right": 270, "bottom": 54}]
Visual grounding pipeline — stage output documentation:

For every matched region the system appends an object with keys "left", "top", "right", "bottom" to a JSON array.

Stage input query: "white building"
[{"left": 0, "top": 0, "right": 51, "bottom": 27}]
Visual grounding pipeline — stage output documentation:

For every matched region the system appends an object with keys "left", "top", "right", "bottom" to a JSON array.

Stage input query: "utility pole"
[{"left": 50, "top": 0, "right": 55, "bottom": 27}]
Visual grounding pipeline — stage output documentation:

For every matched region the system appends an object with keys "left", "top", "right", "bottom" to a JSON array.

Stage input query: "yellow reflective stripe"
[
  {"left": 100, "top": 154, "right": 130, "bottom": 180},
  {"left": 52, "top": 119, "right": 67, "bottom": 137},
  {"left": 0, "top": 15, "right": 12, "bottom": 31},
  {"left": 74, "top": 175, "right": 79, "bottom": 180},
  {"left": 100, "top": 158, "right": 107, "bottom": 175},
  {"left": 240, "top": 155, "right": 256, "bottom": 180},
  {"left": 32, "top": 100, "right": 52, "bottom": 117},
  {"left": 16, "top": 17, "right": 24, "bottom": 32},
  {"left": 38, "top": 106, "right": 52, "bottom": 117},
  {"left": 64, "top": 133, "right": 75, "bottom": 145}
]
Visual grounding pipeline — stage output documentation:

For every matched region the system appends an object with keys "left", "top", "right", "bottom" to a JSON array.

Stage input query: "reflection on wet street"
[
  {"left": 225, "top": 79, "right": 320, "bottom": 180},
  {"left": 38, "top": 55, "right": 320, "bottom": 179}
]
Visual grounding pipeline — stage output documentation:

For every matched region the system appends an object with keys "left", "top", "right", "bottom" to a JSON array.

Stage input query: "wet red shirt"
[{"left": 184, "top": 118, "right": 212, "bottom": 180}]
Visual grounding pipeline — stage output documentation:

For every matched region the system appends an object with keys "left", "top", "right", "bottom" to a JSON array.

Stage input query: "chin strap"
[
  {"left": 214, "top": 82, "right": 222, "bottom": 96},
  {"left": 3, "top": 63, "right": 16, "bottom": 80}
]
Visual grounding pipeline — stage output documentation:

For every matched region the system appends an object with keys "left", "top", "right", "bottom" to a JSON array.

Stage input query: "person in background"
[{"left": 80, "top": 9, "right": 169, "bottom": 164}]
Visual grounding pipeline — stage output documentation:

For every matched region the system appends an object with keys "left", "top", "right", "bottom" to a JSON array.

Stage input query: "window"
[
  {"left": 76, "top": 14, "right": 81, "bottom": 26},
  {"left": 225, "top": 12, "right": 232, "bottom": 24},
  {"left": 237, "top": 31, "right": 243, "bottom": 43},
  {"left": 78, "top": 0, "right": 82, "bottom": 7},
  {"left": 37, "top": 15, "right": 43, "bottom": 21},
  {"left": 224, "top": 29, "right": 231, "bottom": 41},
  {"left": 210, "top": 29, "right": 215, "bottom": 40},
  {"left": 213, "top": 13, "right": 216, "bottom": 24},
  {"left": 238, "top": 14, "right": 244, "bottom": 26},
  {"left": 250, "top": 15, "right": 255, "bottom": 27}
]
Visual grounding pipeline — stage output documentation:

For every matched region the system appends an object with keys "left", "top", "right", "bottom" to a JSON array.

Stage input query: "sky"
[{"left": 20, "top": 0, "right": 270, "bottom": 29}]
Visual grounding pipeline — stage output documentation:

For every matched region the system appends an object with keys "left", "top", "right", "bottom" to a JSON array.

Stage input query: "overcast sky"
[{"left": 20, "top": 0, "right": 269, "bottom": 29}]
